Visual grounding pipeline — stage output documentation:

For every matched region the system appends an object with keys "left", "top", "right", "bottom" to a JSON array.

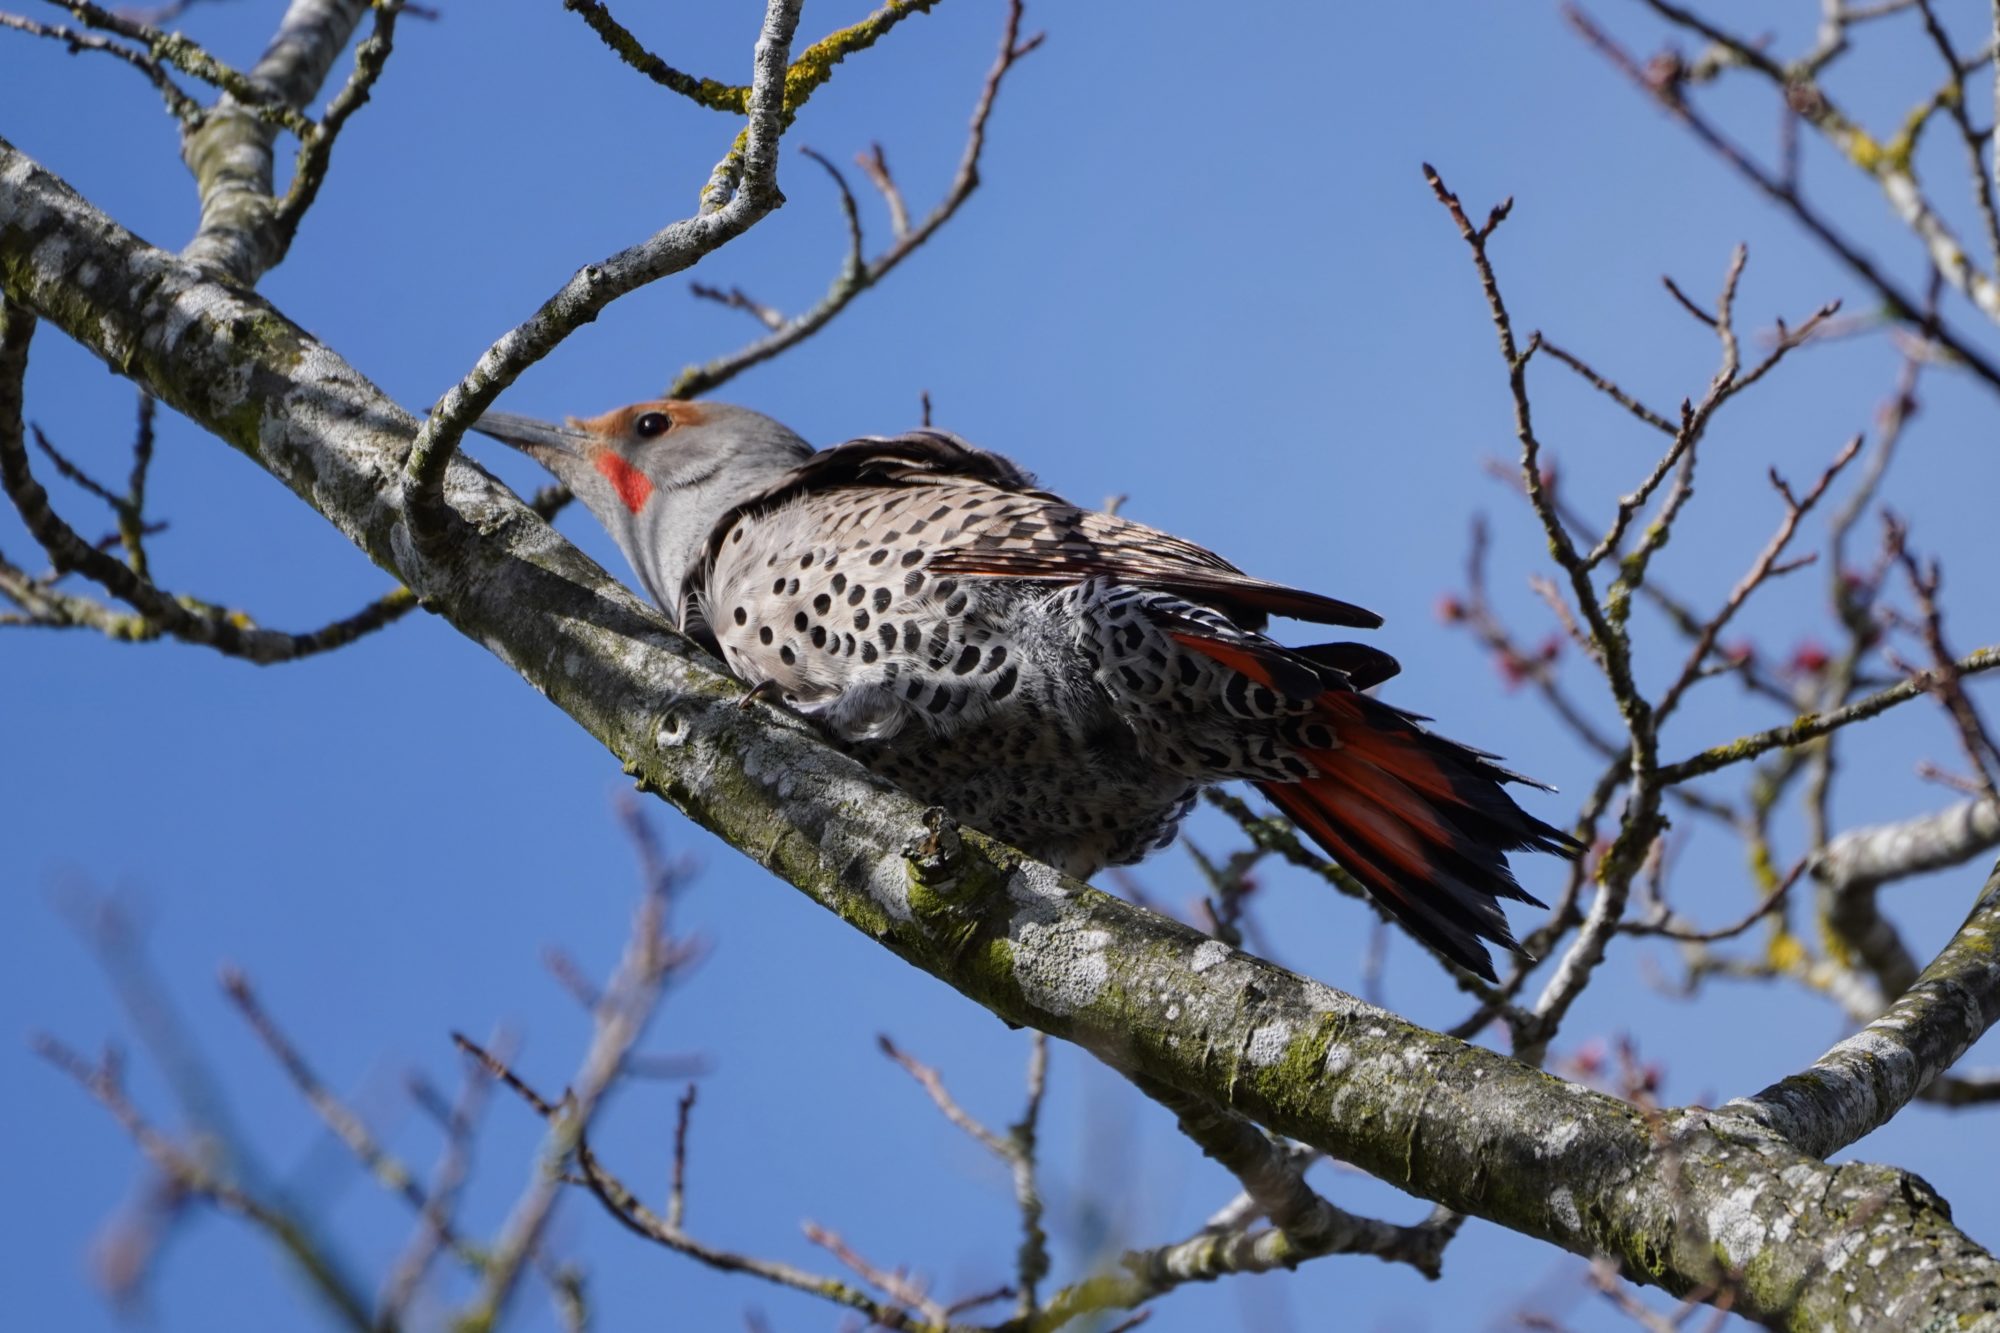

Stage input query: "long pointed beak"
[{"left": 472, "top": 411, "right": 594, "bottom": 462}]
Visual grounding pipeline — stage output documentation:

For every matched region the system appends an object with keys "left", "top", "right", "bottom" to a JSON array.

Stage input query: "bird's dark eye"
[{"left": 633, "top": 411, "right": 673, "bottom": 439}]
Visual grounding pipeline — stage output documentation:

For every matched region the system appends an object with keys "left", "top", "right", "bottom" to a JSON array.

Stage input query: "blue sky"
[{"left": 4, "top": 2, "right": 1998, "bottom": 1330}]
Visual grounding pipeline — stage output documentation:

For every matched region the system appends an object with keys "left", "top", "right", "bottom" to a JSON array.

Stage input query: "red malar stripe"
[{"left": 593, "top": 450, "right": 654, "bottom": 514}]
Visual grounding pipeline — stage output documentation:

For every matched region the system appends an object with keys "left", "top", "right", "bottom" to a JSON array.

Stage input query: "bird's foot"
[{"left": 737, "top": 678, "right": 788, "bottom": 712}]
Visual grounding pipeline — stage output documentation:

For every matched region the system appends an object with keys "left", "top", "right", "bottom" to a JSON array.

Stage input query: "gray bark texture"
[{"left": 6, "top": 134, "right": 2000, "bottom": 1331}]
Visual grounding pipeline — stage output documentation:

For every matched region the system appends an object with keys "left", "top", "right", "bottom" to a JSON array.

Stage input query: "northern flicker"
[{"left": 476, "top": 400, "right": 1578, "bottom": 979}]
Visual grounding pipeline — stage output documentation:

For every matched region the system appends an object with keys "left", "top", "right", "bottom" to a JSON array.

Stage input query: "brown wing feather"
[
  {"left": 699, "top": 431, "right": 1380, "bottom": 630},
  {"left": 926, "top": 505, "right": 1382, "bottom": 630}
]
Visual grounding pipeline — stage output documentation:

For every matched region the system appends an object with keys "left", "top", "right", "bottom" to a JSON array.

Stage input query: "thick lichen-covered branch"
[
  {"left": 9, "top": 140, "right": 2000, "bottom": 1330},
  {"left": 180, "top": 0, "right": 375, "bottom": 283},
  {"left": 1734, "top": 857, "right": 2000, "bottom": 1158}
]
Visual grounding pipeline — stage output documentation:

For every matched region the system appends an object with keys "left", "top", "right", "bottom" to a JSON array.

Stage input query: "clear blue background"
[{"left": 4, "top": 2, "right": 1998, "bottom": 1329}]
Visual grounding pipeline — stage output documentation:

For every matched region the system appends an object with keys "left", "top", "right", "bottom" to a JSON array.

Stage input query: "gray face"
[{"left": 475, "top": 399, "right": 812, "bottom": 622}]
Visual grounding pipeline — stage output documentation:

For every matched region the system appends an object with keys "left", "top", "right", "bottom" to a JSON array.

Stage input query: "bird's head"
[{"left": 475, "top": 399, "right": 811, "bottom": 620}]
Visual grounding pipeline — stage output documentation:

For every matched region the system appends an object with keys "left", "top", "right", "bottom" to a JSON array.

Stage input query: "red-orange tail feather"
[
  {"left": 1167, "top": 627, "right": 1577, "bottom": 978},
  {"left": 1261, "top": 692, "right": 1579, "bottom": 981}
]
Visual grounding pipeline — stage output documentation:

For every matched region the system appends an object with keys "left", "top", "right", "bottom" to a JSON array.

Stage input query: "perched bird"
[{"left": 476, "top": 400, "right": 1578, "bottom": 979}]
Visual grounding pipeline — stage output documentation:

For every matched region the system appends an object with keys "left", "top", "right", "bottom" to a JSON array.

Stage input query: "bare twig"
[
  {"left": 669, "top": 1, "right": 1043, "bottom": 398},
  {"left": 270, "top": 0, "right": 404, "bottom": 261},
  {"left": 460, "top": 1032, "right": 948, "bottom": 1331},
  {"left": 856, "top": 142, "right": 911, "bottom": 238},
  {"left": 561, "top": 0, "right": 944, "bottom": 120},
  {"left": 380, "top": 1042, "right": 503, "bottom": 1320},
  {"left": 1534, "top": 336, "right": 1678, "bottom": 435},
  {"left": 1031, "top": 1075, "right": 1458, "bottom": 1330},
  {"left": 3, "top": 296, "right": 419, "bottom": 658},
  {"left": 457, "top": 808, "right": 696, "bottom": 1327},
  {"left": 32, "top": 1035, "right": 375, "bottom": 1329},
  {"left": 690, "top": 283, "right": 787, "bottom": 330},
  {"left": 0, "top": 12, "right": 202, "bottom": 120},
  {"left": 1658, "top": 645, "right": 2000, "bottom": 784},
  {"left": 44, "top": 0, "right": 312, "bottom": 133},
  {"left": 1885, "top": 516, "right": 2000, "bottom": 803},
  {"left": 1565, "top": 3, "right": 2000, "bottom": 394},
  {"left": 1654, "top": 436, "right": 1863, "bottom": 723},
  {"left": 401, "top": 0, "right": 806, "bottom": 521}
]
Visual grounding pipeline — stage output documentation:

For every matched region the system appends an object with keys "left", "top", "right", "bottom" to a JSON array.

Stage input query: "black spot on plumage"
[
  {"left": 906, "top": 517, "right": 928, "bottom": 534},
  {"left": 831, "top": 573, "right": 846, "bottom": 593},
  {"left": 1280, "top": 756, "right": 1312, "bottom": 778},
  {"left": 928, "top": 504, "right": 952, "bottom": 522},
  {"left": 1300, "top": 723, "right": 1336, "bottom": 750},
  {"left": 853, "top": 609, "right": 870, "bottom": 630},
  {"left": 772, "top": 578, "right": 785, "bottom": 594},
  {"left": 732, "top": 529, "right": 744, "bottom": 544},
  {"left": 800, "top": 553, "right": 814, "bottom": 568},
  {"left": 1223, "top": 673, "right": 1252, "bottom": 714},
  {"left": 847, "top": 585, "right": 865, "bottom": 606},
  {"left": 758, "top": 626, "right": 774, "bottom": 645},
  {"left": 810, "top": 625, "right": 827, "bottom": 648},
  {"left": 872, "top": 587, "right": 891, "bottom": 612},
  {"left": 1118, "top": 665, "right": 1146, "bottom": 691},
  {"left": 904, "top": 677, "right": 926, "bottom": 700},
  {"left": 903, "top": 623, "right": 922, "bottom": 652},
  {"left": 780, "top": 645, "right": 796, "bottom": 665},
  {"left": 904, "top": 570, "right": 925, "bottom": 594},
  {"left": 945, "top": 592, "right": 969, "bottom": 616},
  {"left": 984, "top": 645, "right": 1008, "bottom": 672},
  {"left": 842, "top": 633, "right": 856, "bottom": 656},
  {"left": 813, "top": 593, "right": 832, "bottom": 614},
  {"left": 732, "top": 606, "right": 747, "bottom": 626},
  {"left": 927, "top": 686, "right": 955, "bottom": 715},
  {"left": 878, "top": 622, "right": 897, "bottom": 649},
  {"left": 786, "top": 578, "right": 800, "bottom": 596},
  {"left": 991, "top": 664, "right": 1019, "bottom": 699},
  {"left": 932, "top": 578, "right": 958, "bottom": 599},
  {"left": 869, "top": 548, "right": 890, "bottom": 566},
  {"left": 1175, "top": 655, "right": 1200, "bottom": 686},
  {"left": 794, "top": 611, "right": 809, "bottom": 632},
  {"left": 900, "top": 549, "right": 924, "bottom": 567},
  {"left": 953, "top": 645, "right": 980, "bottom": 675},
  {"left": 861, "top": 641, "right": 878, "bottom": 663},
  {"left": 1251, "top": 686, "right": 1279, "bottom": 714}
]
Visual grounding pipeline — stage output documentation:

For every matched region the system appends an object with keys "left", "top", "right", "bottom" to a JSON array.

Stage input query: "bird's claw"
[{"left": 737, "top": 678, "right": 787, "bottom": 711}]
